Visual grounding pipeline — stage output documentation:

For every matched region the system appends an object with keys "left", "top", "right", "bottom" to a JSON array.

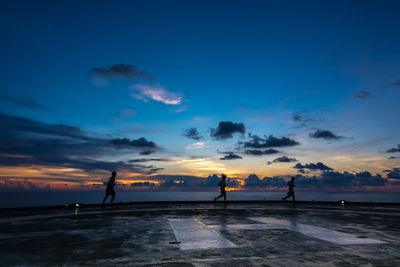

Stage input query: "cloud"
[
  {"left": 292, "top": 113, "right": 302, "bottom": 122},
  {"left": 203, "top": 174, "right": 238, "bottom": 187},
  {"left": 0, "top": 178, "right": 50, "bottom": 192},
  {"left": 0, "top": 113, "right": 161, "bottom": 174},
  {"left": 244, "top": 171, "right": 388, "bottom": 189},
  {"left": 110, "top": 137, "right": 156, "bottom": 148},
  {"left": 320, "top": 171, "right": 387, "bottom": 186},
  {"left": 352, "top": 90, "right": 371, "bottom": 99},
  {"left": 245, "top": 149, "right": 279, "bottom": 156},
  {"left": 244, "top": 174, "right": 286, "bottom": 187},
  {"left": 291, "top": 111, "right": 315, "bottom": 127},
  {"left": 393, "top": 80, "right": 400, "bottom": 86},
  {"left": 183, "top": 128, "right": 202, "bottom": 140},
  {"left": 91, "top": 64, "right": 154, "bottom": 81},
  {"left": 131, "top": 182, "right": 156, "bottom": 187},
  {"left": 211, "top": 121, "right": 245, "bottom": 140},
  {"left": 389, "top": 156, "right": 400, "bottom": 160},
  {"left": 293, "top": 175, "right": 320, "bottom": 187},
  {"left": 386, "top": 144, "right": 400, "bottom": 153},
  {"left": 267, "top": 156, "right": 297, "bottom": 165},
  {"left": 139, "top": 150, "right": 156, "bottom": 155},
  {"left": 310, "top": 129, "right": 344, "bottom": 140},
  {"left": 219, "top": 152, "right": 242, "bottom": 160},
  {"left": 292, "top": 111, "right": 312, "bottom": 123},
  {"left": 0, "top": 95, "right": 45, "bottom": 110},
  {"left": 0, "top": 113, "right": 87, "bottom": 140},
  {"left": 186, "top": 142, "right": 206, "bottom": 150},
  {"left": 242, "top": 134, "right": 299, "bottom": 148},
  {"left": 131, "top": 84, "right": 182, "bottom": 105},
  {"left": 111, "top": 109, "right": 135, "bottom": 121},
  {"left": 385, "top": 167, "right": 400, "bottom": 179},
  {"left": 294, "top": 162, "right": 333, "bottom": 172},
  {"left": 128, "top": 158, "right": 169, "bottom": 163}
]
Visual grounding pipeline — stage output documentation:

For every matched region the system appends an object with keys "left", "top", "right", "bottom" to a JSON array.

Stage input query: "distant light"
[
  {"left": 65, "top": 202, "right": 68, "bottom": 207},
  {"left": 75, "top": 203, "right": 81, "bottom": 208},
  {"left": 341, "top": 200, "right": 345, "bottom": 204}
]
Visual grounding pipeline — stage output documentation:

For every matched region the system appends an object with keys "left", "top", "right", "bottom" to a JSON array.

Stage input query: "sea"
[{"left": 0, "top": 191, "right": 399, "bottom": 208}]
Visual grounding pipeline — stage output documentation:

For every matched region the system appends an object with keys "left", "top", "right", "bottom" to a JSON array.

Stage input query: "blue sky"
[{"left": 0, "top": 0, "right": 399, "bottom": 191}]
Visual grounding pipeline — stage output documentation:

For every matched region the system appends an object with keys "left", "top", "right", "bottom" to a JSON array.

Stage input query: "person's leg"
[
  {"left": 292, "top": 192, "right": 295, "bottom": 202},
  {"left": 215, "top": 190, "right": 224, "bottom": 201},
  {"left": 282, "top": 193, "right": 290, "bottom": 200},
  {"left": 103, "top": 194, "right": 109, "bottom": 203},
  {"left": 111, "top": 192, "right": 115, "bottom": 203},
  {"left": 223, "top": 191, "right": 226, "bottom": 202}
]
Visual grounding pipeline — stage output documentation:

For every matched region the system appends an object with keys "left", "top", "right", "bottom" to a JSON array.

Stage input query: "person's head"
[
  {"left": 112, "top": 171, "right": 117, "bottom": 177},
  {"left": 291, "top": 176, "right": 295, "bottom": 181},
  {"left": 221, "top": 174, "right": 227, "bottom": 180}
]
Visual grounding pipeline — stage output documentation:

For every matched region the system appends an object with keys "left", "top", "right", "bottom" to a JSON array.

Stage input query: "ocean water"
[{"left": 0, "top": 191, "right": 399, "bottom": 208}]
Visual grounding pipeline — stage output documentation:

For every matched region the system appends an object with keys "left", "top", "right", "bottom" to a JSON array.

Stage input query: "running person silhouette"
[
  {"left": 103, "top": 171, "right": 117, "bottom": 204},
  {"left": 282, "top": 176, "right": 296, "bottom": 201},
  {"left": 214, "top": 174, "right": 227, "bottom": 202}
]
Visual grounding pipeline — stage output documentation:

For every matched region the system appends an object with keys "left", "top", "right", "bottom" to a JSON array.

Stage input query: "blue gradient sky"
[{"left": 0, "top": 0, "right": 399, "bottom": 191}]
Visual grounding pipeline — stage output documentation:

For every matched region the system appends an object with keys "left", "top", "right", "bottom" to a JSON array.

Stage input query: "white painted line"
[
  {"left": 168, "top": 218, "right": 237, "bottom": 250},
  {"left": 249, "top": 217, "right": 386, "bottom": 245}
]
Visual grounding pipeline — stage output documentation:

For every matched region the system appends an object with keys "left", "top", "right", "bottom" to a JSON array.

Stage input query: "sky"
[{"left": 0, "top": 0, "right": 399, "bottom": 192}]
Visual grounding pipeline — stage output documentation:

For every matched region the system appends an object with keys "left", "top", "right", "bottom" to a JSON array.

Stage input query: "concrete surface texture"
[{"left": 0, "top": 202, "right": 399, "bottom": 266}]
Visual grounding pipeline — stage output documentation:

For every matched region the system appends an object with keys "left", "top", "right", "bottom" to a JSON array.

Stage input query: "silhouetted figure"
[
  {"left": 214, "top": 174, "right": 227, "bottom": 203},
  {"left": 282, "top": 176, "right": 296, "bottom": 202},
  {"left": 103, "top": 171, "right": 117, "bottom": 205}
]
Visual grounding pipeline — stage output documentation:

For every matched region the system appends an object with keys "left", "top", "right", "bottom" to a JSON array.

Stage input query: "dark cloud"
[
  {"left": 291, "top": 111, "right": 315, "bottom": 127},
  {"left": 245, "top": 149, "right": 279, "bottom": 156},
  {"left": 131, "top": 182, "right": 156, "bottom": 187},
  {"left": 292, "top": 113, "right": 303, "bottom": 122},
  {"left": 128, "top": 158, "right": 169, "bottom": 163},
  {"left": 244, "top": 174, "right": 286, "bottom": 187},
  {"left": 294, "top": 162, "right": 333, "bottom": 171},
  {"left": 310, "top": 129, "right": 344, "bottom": 140},
  {"left": 293, "top": 175, "right": 320, "bottom": 187},
  {"left": 183, "top": 127, "right": 202, "bottom": 140},
  {"left": 219, "top": 152, "right": 242, "bottom": 160},
  {"left": 242, "top": 134, "right": 299, "bottom": 148},
  {"left": 211, "top": 121, "right": 245, "bottom": 140},
  {"left": 320, "top": 171, "right": 387, "bottom": 186},
  {"left": 393, "top": 80, "right": 400, "bottom": 86},
  {"left": 0, "top": 113, "right": 87, "bottom": 140},
  {"left": 203, "top": 174, "right": 238, "bottom": 187},
  {"left": 244, "top": 171, "right": 388, "bottom": 189},
  {"left": 0, "top": 178, "right": 50, "bottom": 192},
  {"left": 91, "top": 64, "right": 154, "bottom": 81},
  {"left": 267, "top": 156, "right": 298, "bottom": 165},
  {"left": 385, "top": 168, "right": 400, "bottom": 179},
  {"left": 352, "top": 90, "right": 371, "bottom": 99},
  {"left": 386, "top": 144, "right": 400, "bottom": 153},
  {"left": 0, "top": 95, "right": 45, "bottom": 110},
  {"left": 110, "top": 137, "right": 156, "bottom": 148},
  {"left": 389, "top": 156, "right": 400, "bottom": 160},
  {"left": 0, "top": 113, "right": 161, "bottom": 174},
  {"left": 140, "top": 150, "right": 155, "bottom": 155}
]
